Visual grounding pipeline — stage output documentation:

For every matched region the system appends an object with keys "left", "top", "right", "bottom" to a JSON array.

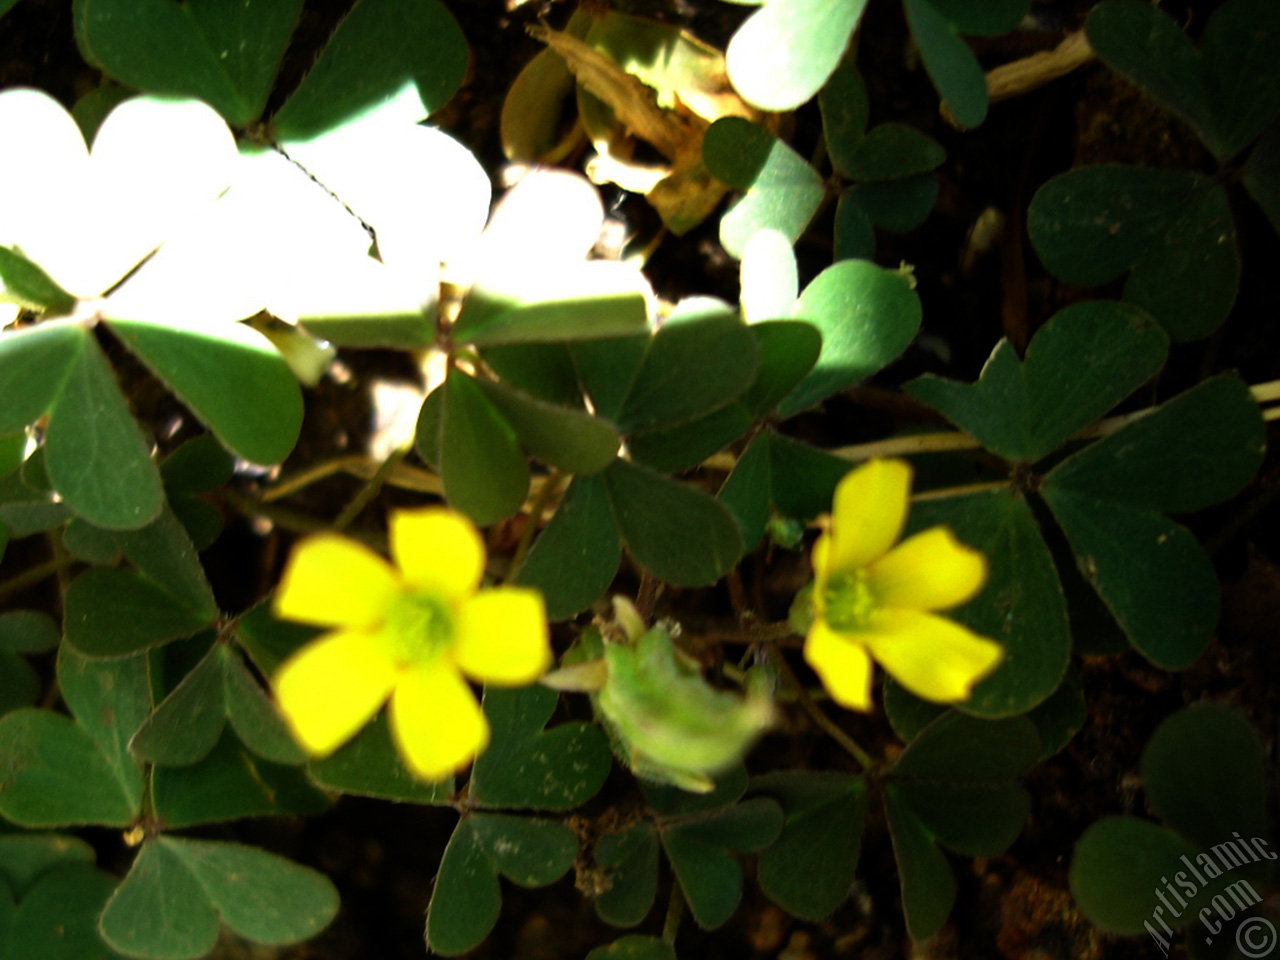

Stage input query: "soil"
[{"left": 2, "top": 1, "right": 1278, "bottom": 959}]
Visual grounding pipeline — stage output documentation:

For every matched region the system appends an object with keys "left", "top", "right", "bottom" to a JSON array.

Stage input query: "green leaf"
[
  {"left": 453, "top": 265, "right": 650, "bottom": 347},
  {"left": 440, "top": 369, "right": 529, "bottom": 526},
  {"left": 844, "top": 123, "right": 946, "bottom": 181},
  {"left": 116, "top": 505, "right": 218, "bottom": 619},
  {"left": 150, "top": 731, "right": 329, "bottom": 828},
  {"left": 413, "top": 383, "right": 443, "bottom": 469},
  {"left": 903, "top": 0, "right": 988, "bottom": 128},
  {"left": 850, "top": 175, "right": 939, "bottom": 233},
  {"left": 73, "top": 0, "right": 302, "bottom": 126},
  {"left": 426, "top": 814, "right": 578, "bottom": 956},
  {"left": 0, "top": 833, "right": 96, "bottom": 899},
  {"left": 0, "top": 611, "right": 59, "bottom": 654},
  {"left": 906, "top": 491, "right": 1070, "bottom": 717},
  {"left": 1044, "top": 375, "right": 1265, "bottom": 513},
  {"left": 741, "top": 321, "right": 822, "bottom": 417},
  {"left": 160, "top": 436, "right": 235, "bottom": 497},
  {"left": 308, "top": 711, "right": 453, "bottom": 804},
  {"left": 0, "top": 651, "right": 39, "bottom": 717},
  {"left": 603, "top": 459, "right": 743, "bottom": 587},
  {"left": 716, "top": 432, "right": 772, "bottom": 552},
  {"left": 63, "top": 568, "right": 216, "bottom": 657},
  {"left": 1084, "top": 0, "right": 1215, "bottom": 152},
  {"left": 0, "top": 323, "right": 81, "bottom": 434},
  {"left": 479, "top": 342, "right": 583, "bottom": 408},
  {"left": 892, "top": 780, "right": 1030, "bottom": 858},
  {"left": 894, "top": 712, "right": 1041, "bottom": 782},
  {"left": 55, "top": 646, "right": 150, "bottom": 816},
  {"left": 570, "top": 334, "right": 650, "bottom": 423},
  {"left": 882, "top": 679, "right": 948, "bottom": 745},
  {"left": 0, "top": 245, "right": 76, "bottom": 314},
  {"left": 883, "top": 785, "right": 957, "bottom": 940},
  {"left": 820, "top": 62, "right": 870, "bottom": 177},
  {"left": 1068, "top": 816, "right": 1202, "bottom": 934},
  {"left": 586, "top": 935, "right": 677, "bottom": 960},
  {"left": 1245, "top": 118, "right": 1280, "bottom": 236},
  {"left": 1040, "top": 489, "right": 1217, "bottom": 670},
  {"left": 470, "top": 685, "right": 611, "bottom": 811},
  {"left": 926, "top": 0, "right": 1031, "bottom": 35},
  {"left": 1141, "top": 703, "right": 1269, "bottom": 850},
  {"left": 834, "top": 193, "right": 877, "bottom": 261},
  {"left": 1025, "top": 670, "right": 1086, "bottom": 759},
  {"left": 660, "top": 798, "right": 784, "bottom": 929},
  {"left": 7, "top": 863, "right": 128, "bottom": 960},
  {"left": 270, "top": 0, "right": 467, "bottom": 137},
  {"left": 627, "top": 404, "right": 753, "bottom": 474},
  {"left": 704, "top": 118, "right": 827, "bottom": 259},
  {"left": 740, "top": 230, "right": 798, "bottom": 324},
  {"left": 425, "top": 818, "right": 501, "bottom": 958},
  {"left": 514, "top": 474, "right": 622, "bottom": 621},
  {"left": 907, "top": 301, "right": 1169, "bottom": 462},
  {"left": 1027, "top": 167, "right": 1239, "bottom": 341},
  {"left": 61, "top": 518, "right": 121, "bottom": 563},
  {"left": 725, "top": 0, "right": 869, "bottom": 111},
  {"left": 475, "top": 378, "right": 619, "bottom": 474},
  {"left": 0, "top": 432, "right": 24, "bottom": 477},
  {"left": 594, "top": 821, "right": 660, "bottom": 926},
  {"left": 131, "top": 644, "right": 304, "bottom": 767},
  {"left": 102, "top": 837, "right": 338, "bottom": 956},
  {"left": 1200, "top": 0, "right": 1280, "bottom": 159},
  {"left": 99, "top": 839, "right": 218, "bottom": 960},
  {"left": 0, "top": 710, "right": 137, "bottom": 827},
  {"left": 616, "top": 316, "right": 758, "bottom": 432},
  {"left": 44, "top": 332, "right": 164, "bottom": 530},
  {"left": 176, "top": 838, "right": 338, "bottom": 946},
  {"left": 750, "top": 772, "right": 868, "bottom": 920},
  {"left": 233, "top": 598, "right": 322, "bottom": 677},
  {"left": 767, "top": 432, "right": 852, "bottom": 521},
  {"left": 776, "top": 260, "right": 922, "bottom": 417},
  {"left": 108, "top": 318, "right": 303, "bottom": 465}
]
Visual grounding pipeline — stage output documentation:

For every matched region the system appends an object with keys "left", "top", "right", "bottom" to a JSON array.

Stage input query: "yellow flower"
[
  {"left": 271, "top": 508, "right": 551, "bottom": 780},
  {"left": 804, "top": 459, "right": 1003, "bottom": 711}
]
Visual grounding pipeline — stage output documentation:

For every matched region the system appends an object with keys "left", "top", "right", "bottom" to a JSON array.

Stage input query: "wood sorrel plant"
[{"left": 0, "top": 0, "right": 1276, "bottom": 958}]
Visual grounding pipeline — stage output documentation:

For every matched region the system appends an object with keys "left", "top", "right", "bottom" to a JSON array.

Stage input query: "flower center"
[
  {"left": 822, "top": 571, "right": 878, "bottom": 631},
  {"left": 382, "top": 591, "right": 454, "bottom": 666}
]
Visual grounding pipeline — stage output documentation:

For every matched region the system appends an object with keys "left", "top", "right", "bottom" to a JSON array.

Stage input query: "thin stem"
[
  {"left": 0, "top": 556, "right": 73, "bottom": 605},
  {"left": 771, "top": 643, "right": 876, "bottom": 773},
  {"left": 504, "top": 470, "right": 564, "bottom": 583},
  {"left": 332, "top": 443, "right": 409, "bottom": 533}
]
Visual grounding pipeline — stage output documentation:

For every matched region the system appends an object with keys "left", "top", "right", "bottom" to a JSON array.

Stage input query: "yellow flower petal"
[
  {"left": 453, "top": 588, "right": 552, "bottom": 684},
  {"left": 868, "top": 526, "right": 987, "bottom": 612},
  {"left": 827, "top": 460, "right": 912, "bottom": 572},
  {"left": 274, "top": 534, "right": 399, "bottom": 628},
  {"left": 804, "top": 619, "right": 875, "bottom": 711},
  {"left": 389, "top": 508, "right": 485, "bottom": 599},
  {"left": 389, "top": 664, "right": 489, "bottom": 780},
  {"left": 274, "top": 630, "right": 396, "bottom": 756},
  {"left": 862, "top": 608, "right": 1003, "bottom": 704}
]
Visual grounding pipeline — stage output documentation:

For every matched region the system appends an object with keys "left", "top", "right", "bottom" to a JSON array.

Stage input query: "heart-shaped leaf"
[
  {"left": 425, "top": 813, "right": 579, "bottom": 956},
  {"left": 475, "top": 378, "right": 619, "bottom": 474},
  {"left": 903, "top": 0, "right": 988, "bottom": 128},
  {"left": 603, "top": 458, "right": 743, "bottom": 587},
  {"left": 749, "top": 772, "right": 868, "bottom": 920},
  {"left": 106, "top": 317, "right": 303, "bottom": 466},
  {"left": 44, "top": 331, "right": 164, "bottom": 530},
  {"left": 439, "top": 368, "right": 529, "bottom": 526},
  {"left": 308, "top": 711, "right": 453, "bottom": 804},
  {"left": 99, "top": 837, "right": 338, "bottom": 959},
  {"left": 907, "top": 301, "right": 1169, "bottom": 462},
  {"left": 5, "top": 863, "right": 129, "bottom": 960},
  {"left": 73, "top": 0, "right": 303, "bottom": 126},
  {"left": 131, "top": 644, "right": 304, "bottom": 767},
  {"left": 776, "top": 259, "right": 922, "bottom": 417},
  {"left": 469, "top": 685, "right": 611, "bottom": 810},
  {"left": 64, "top": 567, "right": 217, "bottom": 658},
  {"left": 514, "top": 474, "right": 622, "bottom": 621},
  {"left": 703, "top": 118, "right": 827, "bottom": 259},
  {"left": 594, "top": 821, "right": 661, "bottom": 927},
  {"left": 725, "top": 0, "right": 870, "bottom": 111},
  {"left": 1028, "top": 166, "right": 1239, "bottom": 341}
]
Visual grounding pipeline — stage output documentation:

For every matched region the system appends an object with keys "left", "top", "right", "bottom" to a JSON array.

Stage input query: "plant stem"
[
  {"left": 661, "top": 881, "right": 685, "bottom": 948},
  {"left": 504, "top": 469, "right": 563, "bottom": 582},
  {"left": 771, "top": 643, "right": 876, "bottom": 773},
  {"left": 332, "top": 443, "right": 409, "bottom": 532},
  {"left": 0, "top": 556, "right": 73, "bottom": 605}
]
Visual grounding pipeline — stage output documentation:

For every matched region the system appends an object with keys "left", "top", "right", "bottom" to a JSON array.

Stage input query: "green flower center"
[
  {"left": 382, "top": 591, "right": 454, "bottom": 666},
  {"left": 822, "top": 571, "right": 878, "bottom": 631}
]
